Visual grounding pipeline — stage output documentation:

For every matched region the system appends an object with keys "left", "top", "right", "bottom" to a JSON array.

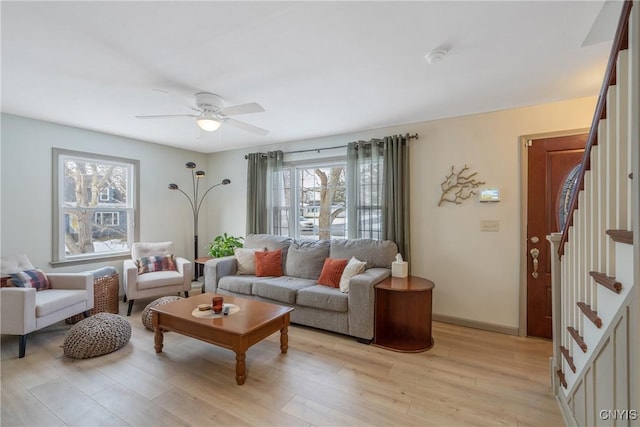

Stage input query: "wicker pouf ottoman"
[
  {"left": 141, "top": 296, "right": 184, "bottom": 330},
  {"left": 63, "top": 313, "right": 131, "bottom": 359}
]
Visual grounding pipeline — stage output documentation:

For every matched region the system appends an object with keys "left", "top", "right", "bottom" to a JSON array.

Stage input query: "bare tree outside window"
[
  {"left": 298, "top": 165, "right": 346, "bottom": 240},
  {"left": 54, "top": 149, "right": 138, "bottom": 262}
]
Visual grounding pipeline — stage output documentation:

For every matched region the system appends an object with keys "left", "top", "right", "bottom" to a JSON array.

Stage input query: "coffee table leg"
[
  {"left": 154, "top": 328, "right": 164, "bottom": 353},
  {"left": 235, "top": 352, "right": 246, "bottom": 385},
  {"left": 152, "top": 311, "right": 164, "bottom": 353},
  {"left": 280, "top": 325, "right": 289, "bottom": 354}
]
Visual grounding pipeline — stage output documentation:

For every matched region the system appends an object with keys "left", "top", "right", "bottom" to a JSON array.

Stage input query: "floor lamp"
[{"left": 168, "top": 161, "right": 230, "bottom": 278}]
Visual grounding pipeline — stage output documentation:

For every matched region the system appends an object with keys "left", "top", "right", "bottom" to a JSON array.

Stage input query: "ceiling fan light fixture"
[{"left": 196, "top": 113, "right": 222, "bottom": 132}]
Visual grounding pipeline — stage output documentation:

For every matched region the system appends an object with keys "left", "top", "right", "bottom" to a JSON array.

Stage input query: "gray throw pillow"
[{"left": 285, "top": 239, "right": 330, "bottom": 280}]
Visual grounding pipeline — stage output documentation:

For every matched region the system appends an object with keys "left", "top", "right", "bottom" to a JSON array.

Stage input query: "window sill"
[{"left": 50, "top": 253, "right": 130, "bottom": 268}]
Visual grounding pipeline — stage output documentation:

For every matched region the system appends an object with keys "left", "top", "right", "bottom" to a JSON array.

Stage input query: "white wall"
[
  {"left": 206, "top": 96, "right": 597, "bottom": 331},
  {"left": 0, "top": 113, "right": 209, "bottom": 275},
  {"left": 1, "top": 96, "right": 597, "bottom": 330}
]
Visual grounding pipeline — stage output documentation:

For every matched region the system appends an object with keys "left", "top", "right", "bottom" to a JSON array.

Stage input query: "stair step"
[
  {"left": 577, "top": 302, "right": 603, "bottom": 328},
  {"left": 560, "top": 346, "right": 576, "bottom": 373},
  {"left": 568, "top": 327, "right": 588, "bottom": 352},
  {"left": 590, "top": 271, "right": 623, "bottom": 293},
  {"left": 606, "top": 229, "right": 633, "bottom": 245},
  {"left": 557, "top": 370, "right": 567, "bottom": 389}
]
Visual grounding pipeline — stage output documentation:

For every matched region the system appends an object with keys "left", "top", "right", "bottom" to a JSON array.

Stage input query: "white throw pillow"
[
  {"left": 235, "top": 248, "right": 259, "bottom": 275},
  {"left": 339, "top": 256, "right": 366, "bottom": 293}
]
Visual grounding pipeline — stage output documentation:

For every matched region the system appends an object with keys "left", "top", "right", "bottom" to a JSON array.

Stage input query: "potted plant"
[{"left": 208, "top": 233, "right": 244, "bottom": 257}]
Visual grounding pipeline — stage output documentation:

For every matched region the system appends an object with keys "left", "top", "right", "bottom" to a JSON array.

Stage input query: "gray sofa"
[{"left": 204, "top": 234, "right": 398, "bottom": 341}]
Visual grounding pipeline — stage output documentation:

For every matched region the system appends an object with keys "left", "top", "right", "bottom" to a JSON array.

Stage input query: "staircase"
[{"left": 547, "top": 2, "right": 639, "bottom": 426}]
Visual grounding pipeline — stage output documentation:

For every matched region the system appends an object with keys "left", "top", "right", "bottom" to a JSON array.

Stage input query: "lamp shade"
[{"left": 196, "top": 113, "right": 222, "bottom": 132}]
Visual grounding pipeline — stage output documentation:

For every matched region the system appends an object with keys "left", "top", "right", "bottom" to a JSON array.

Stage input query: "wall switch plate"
[{"left": 480, "top": 220, "right": 499, "bottom": 232}]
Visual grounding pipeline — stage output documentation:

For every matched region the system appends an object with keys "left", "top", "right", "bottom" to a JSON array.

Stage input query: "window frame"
[
  {"left": 282, "top": 159, "right": 348, "bottom": 240},
  {"left": 95, "top": 211, "right": 120, "bottom": 226},
  {"left": 52, "top": 148, "right": 140, "bottom": 265}
]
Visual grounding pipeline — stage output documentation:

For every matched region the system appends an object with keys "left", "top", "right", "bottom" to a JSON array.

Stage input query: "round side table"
[{"left": 374, "top": 275, "right": 435, "bottom": 352}]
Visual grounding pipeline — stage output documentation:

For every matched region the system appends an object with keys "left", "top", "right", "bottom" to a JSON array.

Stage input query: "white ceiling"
[{"left": 1, "top": 1, "right": 619, "bottom": 154}]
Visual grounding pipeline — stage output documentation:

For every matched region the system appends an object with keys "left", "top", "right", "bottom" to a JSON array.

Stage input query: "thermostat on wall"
[{"left": 479, "top": 188, "right": 500, "bottom": 202}]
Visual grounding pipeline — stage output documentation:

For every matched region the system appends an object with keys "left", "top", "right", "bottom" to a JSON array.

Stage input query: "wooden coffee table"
[{"left": 151, "top": 293, "right": 294, "bottom": 385}]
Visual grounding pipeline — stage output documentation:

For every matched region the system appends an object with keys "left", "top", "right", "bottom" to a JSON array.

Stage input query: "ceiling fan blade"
[
  {"left": 224, "top": 118, "right": 269, "bottom": 136},
  {"left": 136, "top": 114, "right": 199, "bottom": 119},
  {"left": 219, "top": 102, "right": 265, "bottom": 116}
]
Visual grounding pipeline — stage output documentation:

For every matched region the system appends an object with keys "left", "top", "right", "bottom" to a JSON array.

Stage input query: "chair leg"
[
  {"left": 123, "top": 294, "right": 127, "bottom": 303},
  {"left": 184, "top": 291, "right": 189, "bottom": 298},
  {"left": 18, "top": 335, "right": 27, "bottom": 358},
  {"left": 127, "top": 300, "right": 135, "bottom": 316}
]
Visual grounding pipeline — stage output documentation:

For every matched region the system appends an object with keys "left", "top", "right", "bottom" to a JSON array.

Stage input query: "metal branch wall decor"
[{"left": 438, "top": 165, "right": 486, "bottom": 206}]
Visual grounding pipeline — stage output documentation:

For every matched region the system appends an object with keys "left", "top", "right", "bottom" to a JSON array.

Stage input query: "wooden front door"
[{"left": 527, "top": 133, "right": 587, "bottom": 338}]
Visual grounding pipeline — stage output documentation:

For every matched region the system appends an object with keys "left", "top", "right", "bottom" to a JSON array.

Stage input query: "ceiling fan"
[{"left": 136, "top": 92, "right": 269, "bottom": 136}]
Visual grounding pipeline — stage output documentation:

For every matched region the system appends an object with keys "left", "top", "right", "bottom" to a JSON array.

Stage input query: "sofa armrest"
[
  {"left": 175, "top": 257, "right": 193, "bottom": 289},
  {"left": 0, "top": 287, "right": 37, "bottom": 335},
  {"left": 204, "top": 256, "right": 237, "bottom": 293},
  {"left": 347, "top": 267, "right": 391, "bottom": 340},
  {"left": 123, "top": 259, "right": 138, "bottom": 297}
]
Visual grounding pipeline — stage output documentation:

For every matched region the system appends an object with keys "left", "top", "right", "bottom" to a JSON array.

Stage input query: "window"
[
  {"left": 275, "top": 162, "right": 347, "bottom": 240},
  {"left": 53, "top": 149, "right": 139, "bottom": 263},
  {"left": 95, "top": 212, "right": 120, "bottom": 226},
  {"left": 99, "top": 188, "right": 110, "bottom": 201},
  {"left": 352, "top": 154, "right": 383, "bottom": 240}
]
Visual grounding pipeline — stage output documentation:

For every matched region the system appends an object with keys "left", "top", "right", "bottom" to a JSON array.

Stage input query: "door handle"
[{"left": 530, "top": 248, "right": 540, "bottom": 278}]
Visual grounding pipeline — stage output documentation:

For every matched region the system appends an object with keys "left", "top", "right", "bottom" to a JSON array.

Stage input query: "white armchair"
[
  {"left": 123, "top": 242, "right": 192, "bottom": 315},
  {"left": 0, "top": 254, "right": 93, "bottom": 358}
]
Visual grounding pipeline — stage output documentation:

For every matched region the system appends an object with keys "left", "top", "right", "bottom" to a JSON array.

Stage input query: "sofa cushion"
[
  {"left": 285, "top": 239, "right": 330, "bottom": 280},
  {"left": 0, "top": 254, "right": 35, "bottom": 275},
  {"left": 253, "top": 276, "right": 316, "bottom": 304},
  {"left": 318, "top": 258, "right": 348, "bottom": 288},
  {"left": 218, "top": 275, "right": 261, "bottom": 295},
  {"left": 35, "top": 289, "right": 87, "bottom": 317},
  {"left": 132, "top": 241, "right": 175, "bottom": 259},
  {"left": 330, "top": 239, "right": 398, "bottom": 269},
  {"left": 296, "top": 285, "right": 348, "bottom": 312},
  {"left": 244, "top": 234, "right": 292, "bottom": 270},
  {"left": 136, "top": 270, "right": 183, "bottom": 290},
  {"left": 255, "top": 250, "right": 283, "bottom": 277}
]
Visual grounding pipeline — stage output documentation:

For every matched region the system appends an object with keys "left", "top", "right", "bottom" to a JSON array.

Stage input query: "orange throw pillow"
[
  {"left": 318, "top": 258, "right": 348, "bottom": 288},
  {"left": 255, "top": 249, "right": 283, "bottom": 277}
]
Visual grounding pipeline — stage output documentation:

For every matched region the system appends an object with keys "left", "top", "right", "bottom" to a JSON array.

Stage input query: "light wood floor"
[{"left": 1, "top": 290, "right": 565, "bottom": 427}]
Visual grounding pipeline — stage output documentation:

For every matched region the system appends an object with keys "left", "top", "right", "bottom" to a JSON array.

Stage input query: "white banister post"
[{"left": 547, "top": 232, "right": 563, "bottom": 394}]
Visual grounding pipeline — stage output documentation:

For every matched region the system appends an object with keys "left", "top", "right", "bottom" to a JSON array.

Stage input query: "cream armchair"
[
  {"left": 0, "top": 254, "right": 94, "bottom": 358},
  {"left": 123, "top": 242, "right": 192, "bottom": 315}
]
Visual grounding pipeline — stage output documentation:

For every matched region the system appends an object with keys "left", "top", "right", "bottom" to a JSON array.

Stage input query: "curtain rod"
[{"left": 244, "top": 133, "right": 418, "bottom": 159}]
